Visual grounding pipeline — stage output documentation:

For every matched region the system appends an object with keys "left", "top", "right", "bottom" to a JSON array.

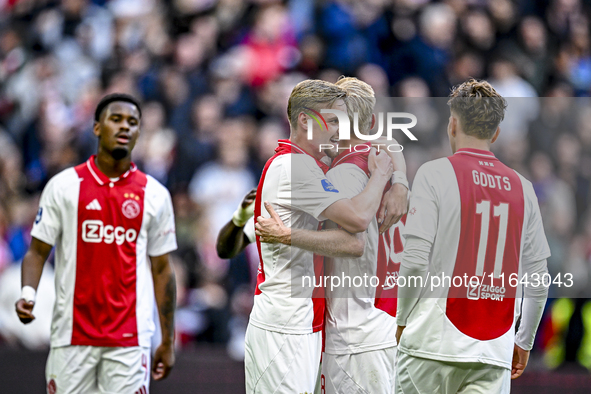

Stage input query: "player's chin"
[
  {"left": 323, "top": 147, "right": 339, "bottom": 159},
  {"left": 111, "top": 146, "right": 129, "bottom": 160}
]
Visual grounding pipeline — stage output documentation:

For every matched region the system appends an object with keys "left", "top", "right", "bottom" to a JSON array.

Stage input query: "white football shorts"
[
  {"left": 321, "top": 346, "right": 397, "bottom": 394},
  {"left": 244, "top": 324, "right": 322, "bottom": 394},
  {"left": 395, "top": 351, "right": 510, "bottom": 394},
  {"left": 46, "top": 345, "right": 150, "bottom": 394}
]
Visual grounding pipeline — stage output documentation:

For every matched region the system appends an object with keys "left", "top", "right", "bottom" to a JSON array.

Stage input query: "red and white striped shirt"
[
  {"left": 400, "top": 148, "right": 550, "bottom": 368},
  {"left": 324, "top": 146, "right": 404, "bottom": 354},
  {"left": 250, "top": 140, "right": 344, "bottom": 334},
  {"left": 31, "top": 156, "right": 177, "bottom": 348}
]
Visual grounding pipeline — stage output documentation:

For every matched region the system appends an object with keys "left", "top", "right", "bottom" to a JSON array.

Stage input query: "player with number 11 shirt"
[{"left": 395, "top": 80, "right": 550, "bottom": 393}]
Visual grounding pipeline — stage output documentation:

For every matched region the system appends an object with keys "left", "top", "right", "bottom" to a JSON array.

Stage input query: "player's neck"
[
  {"left": 290, "top": 133, "right": 325, "bottom": 161},
  {"left": 347, "top": 136, "right": 365, "bottom": 148},
  {"left": 454, "top": 134, "right": 492, "bottom": 153},
  {"left": 94, "top": 151, "right": 132, "bottom": 179}
]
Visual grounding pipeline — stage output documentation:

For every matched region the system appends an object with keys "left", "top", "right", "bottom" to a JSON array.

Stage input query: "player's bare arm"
[
  {"left": 216, "top": 188, "right": 256, "bottom": 259},
  {"left": 395, "top": 325, "right": 405, "bottom": 344},
  {"left": 372, "top": 137, "right": 407, "bottom": 176},
  {"left": 322, "top": 148, "right": 393, "bottom": 233},
  {"left": 15, "top": 237, "right": 53, "bottom": 324},
  {"left": 378, "top": 184, "right": 408, "bottom": 234},
  {"left": 372, "top": 137, "right": 409, "bottom": 233},
  {"left": 150, "top": 253, "right": 176, "bottom": 381},
  {"left": 256, "top": 201, "right": 365, "bottom": 258}
]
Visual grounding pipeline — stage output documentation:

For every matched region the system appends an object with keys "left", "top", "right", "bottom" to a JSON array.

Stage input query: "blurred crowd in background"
[{"left": 0, "top": 0, "right": 590, "bottom": 372}]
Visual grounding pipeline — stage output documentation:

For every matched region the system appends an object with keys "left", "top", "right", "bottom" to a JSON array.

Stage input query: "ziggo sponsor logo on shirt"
[{"left": 82, "top": 220, "right": 138, "bottom": 245}]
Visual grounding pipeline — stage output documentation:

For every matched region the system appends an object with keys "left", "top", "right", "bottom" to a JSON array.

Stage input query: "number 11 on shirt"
[{"left": 475, "top": 201, "right": 509, "bottom": 279}]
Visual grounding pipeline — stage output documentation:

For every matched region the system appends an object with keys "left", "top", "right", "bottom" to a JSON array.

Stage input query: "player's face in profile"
[
  {"left": 95, "top": 102, "right": 141, "bottom": 160},
  {"left": 315, "top": 98, "right": 347, "bottom": 159}
]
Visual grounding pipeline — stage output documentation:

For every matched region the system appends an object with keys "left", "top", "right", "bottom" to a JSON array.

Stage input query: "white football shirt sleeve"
[
  {"left": 31, "top": 176, "right": 63, "bottom": 246},
  {"left": 521, "top": 182, "right": 551, "bottom": 264},
  {"left": 287, "top": 156, "right": 346, "bottom": 220},
  {"left": 396, "top": 235, "right": 431, "bottom": 327},
  {"left": 244, "top": 217, "right": 256, "bottom": 244},
  {"left": 403, "top": 163, "right": 439, "bottom": 243},
  {"left": 515, "top": 180, "right": 550, "bottom": 351},
  {"left": 515, "top": 258, "right": 548, "bottom": 350},
  {"left": 147, "top": 187, "right": 178, "bottom": 257},
  {"left": 326, "top": 164, "right": 367, "bottom": 200}
]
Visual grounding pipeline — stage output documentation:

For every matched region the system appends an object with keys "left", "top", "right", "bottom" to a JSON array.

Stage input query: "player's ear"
[
  {"left": 448, "top": 115, "right": 457, "bottom": 137},
  {"left": 490, "top": 126, "right": 500, "bottom": 144},
  {"left": 298, "top": 112, "right": 308, "bottom": 132},
  {"left": 93, "top": 121, "right": 101, "bottom": 138},
  {"left": 370, "top": 113, "right": 376, "bottom": 130}
]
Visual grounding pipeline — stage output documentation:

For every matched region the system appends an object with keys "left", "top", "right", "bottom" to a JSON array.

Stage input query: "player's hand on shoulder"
[
  {"left": 15, "top": 298, "right": 36, "bottom": 324},
  {"left": 368, "top": 148, "right": 393, "bottom": 179},
  {"left": 152, "top": 342, "right": 175, "bottom": 381}
]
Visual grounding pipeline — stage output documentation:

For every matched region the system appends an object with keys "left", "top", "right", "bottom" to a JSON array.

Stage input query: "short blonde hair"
[
  {"left": 447, "top": 79, "right": 507, "bottom": 140},
  {"left": 336, "top": 76, "right": 375, "bottom": 134},
  {"left": 287, "top": 79, "right": 346, "bottom": 130}
]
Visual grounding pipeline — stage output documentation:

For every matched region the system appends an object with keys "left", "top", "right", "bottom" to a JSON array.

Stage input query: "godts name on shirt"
[{"left": 472, "top": 170, "right": 511, "bottom": 191}]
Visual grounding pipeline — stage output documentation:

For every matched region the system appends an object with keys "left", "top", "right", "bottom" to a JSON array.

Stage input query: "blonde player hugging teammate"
[
  {"left": 255, "top": 77, "right": 409, "bottom": 394},
  {"left": 245, "top": 79, "right": 407, "bottom": 393}
]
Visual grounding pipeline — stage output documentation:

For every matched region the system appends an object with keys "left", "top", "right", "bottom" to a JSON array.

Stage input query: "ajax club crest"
[{"left": 122, "top": 193, "right": 141, "bottom": 219}]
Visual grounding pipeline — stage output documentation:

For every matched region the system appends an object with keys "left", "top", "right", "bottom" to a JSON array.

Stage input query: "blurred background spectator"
[{"left": 0, "top": 0, "right": 590, "bottom": 375}]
